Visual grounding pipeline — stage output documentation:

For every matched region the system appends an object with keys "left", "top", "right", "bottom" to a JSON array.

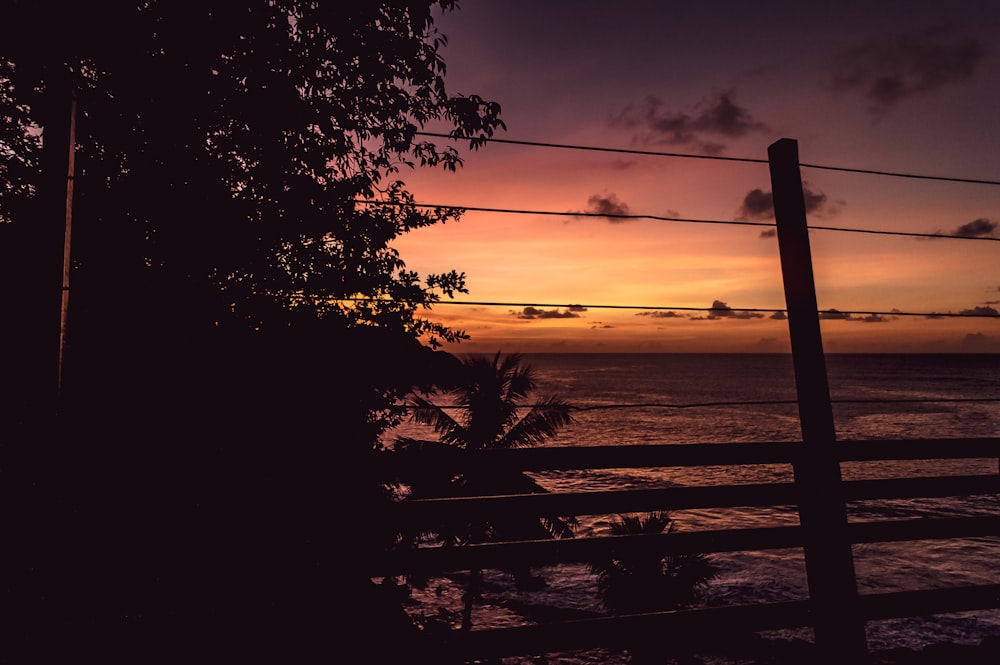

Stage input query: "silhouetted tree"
[
  {"left": 397, "top": 352, "right": 576, "bottom": 629},
  {"left": 592, "top": 512, "right": 718, "bottom": 613},
  {"left": 1, "top": 1, "right": 502, "bottom": 417},
  {"left": 1, "top": 3, "right": 502, "bottom": 663},
  {"left": 590, "top": 512, "right": 719, "bottom": 664}
]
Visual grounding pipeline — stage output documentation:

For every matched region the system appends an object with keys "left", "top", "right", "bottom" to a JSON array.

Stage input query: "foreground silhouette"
[
  {"left": 394, "top": 352, "right": 576, "bottom": 630},
  {"left": 2, "top": 3, "right": 504, "bottom": 663},
  {"left": 591, "top": 512, "right": 719, "bottom": 664}
]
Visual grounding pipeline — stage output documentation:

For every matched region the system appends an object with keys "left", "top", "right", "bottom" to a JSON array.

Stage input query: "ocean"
[{"left": 387, "top": 353, "right": 1000, "bottom": 662}]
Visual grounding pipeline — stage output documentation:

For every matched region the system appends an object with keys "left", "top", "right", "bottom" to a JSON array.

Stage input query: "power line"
[
  {"left": 414, "top": 131, "right": 767, "bottom": 165},
  {"left": 403, "top": 397, "right": 1000, "bottom": 412},
  {"left": 354, "top": 199, "right": 1000, "bottom": 242},
  {"left": 810, "top": 225, "right": 1000, "bottom": 242},
  {"left": 418, "top": 131, "right": 1000, "bottom": 187},
  {"left": 571, "top": 400, "right": 799, "bottom": 411},
  {"left": 799, "top": 161, "right": 1000, "bottom": 187},
  {"left": 589, "top": 398, "right": 1000, "bottom": 411},
  {"left": 355, "top": 199, "right": 773, "bottom": 229},
  {"left": 419, "top": 300, "right": 782, "bottom": 313},
  {"left": 572, "top": 397, "right": 1000, "bottom": 410},
  {"left": 337, "top": 297, "right": 1000, "bottom": 319}
]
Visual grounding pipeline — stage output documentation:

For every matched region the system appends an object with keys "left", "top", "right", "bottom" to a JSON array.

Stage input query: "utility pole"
[{"left": 768, "top": 138, "right": 868, "bottom": 664}]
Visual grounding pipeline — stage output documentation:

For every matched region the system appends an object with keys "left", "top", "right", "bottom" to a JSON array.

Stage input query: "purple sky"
[{"left": 394, "top": 0, "right": 1000, "bottom": 353}]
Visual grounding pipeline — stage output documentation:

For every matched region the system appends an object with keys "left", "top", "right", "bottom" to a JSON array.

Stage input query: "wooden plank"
[
  {"left": 385, "top": 475, "right": 996, "bottom": 531},
  {"left": 378, "top": 441, "right": 800, "bottom": 475},
  {"left": 843, "top": 474, "right": 1000, "bottom": 500},
  {"left": 402, "top": 585, "right": 1000, "bottom": 661},
  {"left": 837, "top": 438, "right": 1000, "bottom": 462},
  {"left": 376, "top": 438, "right": 1000, "bottom": 476},
  {"left": 769, "top": 137, "right": 867, "bottom": 660},
  {"left": 849, "top": 515, "right": 1000, "bottom": 543},
  {"left": 422, "top": 599, "right": 816, "bottom": 661},
  {"left": 375, "top": 525, "right": 805, "bottom": 575},
  {"left": 859, "top": 584, "right": 1000, "bottom": 620},
  {"left": 388, "top": 482, "right": 799, "bottom": 524},
  {"left": 376, "top": 516, "right": 1000, "bottom": 576}
]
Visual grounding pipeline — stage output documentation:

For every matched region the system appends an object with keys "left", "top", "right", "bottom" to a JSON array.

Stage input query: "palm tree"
[
  {"left": 396, "top": 352, "right": 576, "bottom": 629},
  {"left": 590, "top": 512, "right": 718, "bottom": 615},
  {"left": 408, "top": 351, "right": 574, "bottom": 452},
  {"left": 590, "top": 512, "right": 719, "bottom": 664}
]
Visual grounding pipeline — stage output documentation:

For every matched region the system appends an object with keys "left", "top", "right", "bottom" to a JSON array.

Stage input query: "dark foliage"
[
  {"left": 398, "top": 353, "right": 576, "bottom": 542},
  {"left": 392, "top": 353, "right": 576, "bottom": 627},
  {"left": 591, "top": 512, "right": 719, "bottom": 614},
  {"left": 589, "top": 513, "right": 719, "bottom": 664},
  {"left": 1, "top": 0, "right": 504, "bottom": 419},
  {"left": 1, "top": 3, "right": 502, "bottom": 662}
]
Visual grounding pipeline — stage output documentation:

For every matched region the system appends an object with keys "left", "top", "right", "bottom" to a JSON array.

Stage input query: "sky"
[{"left": 392, "top": 0, "right": 1000, "bottom": 354}]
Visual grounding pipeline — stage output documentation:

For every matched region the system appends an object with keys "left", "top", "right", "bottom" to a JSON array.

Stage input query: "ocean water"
[{"left": 388, "top": 353, "right": 1000, "bottom": 661}]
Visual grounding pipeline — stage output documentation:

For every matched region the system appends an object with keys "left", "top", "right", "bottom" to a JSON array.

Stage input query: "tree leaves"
[{"left": 1, "top": 1, "right": 504, "bottom": 343}]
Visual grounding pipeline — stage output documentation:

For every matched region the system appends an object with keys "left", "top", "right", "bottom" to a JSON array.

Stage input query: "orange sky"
[{"left": 389, "top": 1, "right": 1000, "bottom": 353}]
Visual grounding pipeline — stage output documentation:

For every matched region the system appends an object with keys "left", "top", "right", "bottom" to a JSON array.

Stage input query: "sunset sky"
[{"left": 392, "top": 0, "right": 1000, "bottom": 354}]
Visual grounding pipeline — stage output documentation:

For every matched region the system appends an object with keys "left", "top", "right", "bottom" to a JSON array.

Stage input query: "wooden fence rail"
[
  {"left": 408, "top": 586, "right": 1000, "bottom": 663},
  {"left": 373, "top": 438, "right": 1000, "bottom": 661}
]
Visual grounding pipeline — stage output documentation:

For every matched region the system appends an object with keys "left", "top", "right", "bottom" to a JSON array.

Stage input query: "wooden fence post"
[{"left": 768, "top": 138, "right": 868, "bottom": 662}]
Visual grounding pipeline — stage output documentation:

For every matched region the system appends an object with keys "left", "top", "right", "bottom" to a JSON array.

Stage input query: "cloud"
[
  {"left": 575, "top": 193, "right": 632, "bottom": 222},
  {"left": 636, "top": 306, "right": 776, "bottom": 321},
  {"left": 636, "top": 310, "right": 684, "bottom": 318},
  {"left": 515, "top": 306, "right": 583, "bottom": 320},
  {"left": 854, "top": 313, "right": 893, "bottom": 323},
  {"left": 959, "top": 305, "right": 999, "bottom": 317},
  {"left": 817, "top": 309, "right": 898, "bottom": 322},
  {"left": 954, "top": 218, "right": 998, "bottom": 238},
  {"left": 738, "top": 188, "right": 775, "bottom": 221},
  {"left": 769, "top": 311, "right": 787, "bottom": 320},
  {"left": 925, "top": 218, "right": 999, "bottom": 239},
  {"left": 961, "top": 332, "right": 1000, "bottom": 351},
  {"left": 826, "top": 27, "right": 985, "bottom": 115},
  {"left": 611, "top": 89, "right": 768, "bottom": 155},
  {"left": 736, "top": 183, "right": 840, "bottom": 222},
  {"left": 925, "top": 304, "right": 998, "bottom": 319},
  {"left": 755, "top": 337, "right": 783, "bottom": 349},
  {"left": 705, "top": 299, "right": 765, "bottom": 320}
]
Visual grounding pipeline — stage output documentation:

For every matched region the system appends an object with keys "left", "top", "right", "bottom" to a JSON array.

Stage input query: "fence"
[
  {"left": 370, "top": 139, "right": 1000, "bottom": 664},
  {"left": 375, "top": 440, "right": 1000, "bottom": 662}
]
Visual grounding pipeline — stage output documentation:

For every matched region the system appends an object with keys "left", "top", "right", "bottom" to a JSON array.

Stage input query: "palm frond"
[
  {"left": 399, "top": 351, "right": 579, "bottom": 593},
  {"left": 499, "top": 396, "right": 574, "bottom": 449},
  {"left": 407, "top": 395, "right": 470, "bottom": 447},
  {"left": 609, "top": 511, "right": 673, "bottom": 536},
  {"left": 499, "top": 352, "right": 536, "bottom": 403},
  {"left": 540, "top": 514, "right": 578, "bottom": 540}
]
